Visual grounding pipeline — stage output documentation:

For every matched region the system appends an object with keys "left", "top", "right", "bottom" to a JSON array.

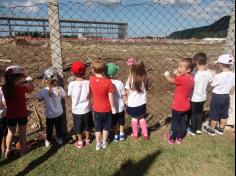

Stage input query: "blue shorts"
[
  {"left": 73, "top": 111, "right": 94, "bottom": 134},
  {"left": 94, "top": 111, "right": 112, "bottom": 132},
  {"left": 112, "top": 111, "right": 125, "bottom": 127},
  {"left": 127, "top": 104, "right": 146, "bottom": 119},
  {"left": 209, "top": 94, "right": 230, "bottom": 121}
]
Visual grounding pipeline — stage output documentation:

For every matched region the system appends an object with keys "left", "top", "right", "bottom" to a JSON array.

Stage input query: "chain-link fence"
[{"left": 0, "top": 0, "right": 235, "bottom": 137}]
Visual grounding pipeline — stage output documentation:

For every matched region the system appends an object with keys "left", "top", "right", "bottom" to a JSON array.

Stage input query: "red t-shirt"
[
  {"left": 5, "top": 85, "right": 31, "bottom": 119},
  {"left": 172, "top": 74, "right": 194, "bottom": 112},
  {"left": 89, "top": 76, "right": 115, "bottom": 112}
]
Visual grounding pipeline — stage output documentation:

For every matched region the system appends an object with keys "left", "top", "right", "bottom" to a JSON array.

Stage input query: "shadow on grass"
[
  {"left": 113, "top": 149, "right": 161, "bottom": 176},
  {"left": 15, "top": 142, "right": 65, "bottom": 176}
]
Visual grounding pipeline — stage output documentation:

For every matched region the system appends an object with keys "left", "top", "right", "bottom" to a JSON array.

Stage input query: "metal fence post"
[
  {"left": 48, "top": 0, "right": 67, "bottom": 136},
  {"left": 225, "top": 2, "right": 235, "bottom": 126}
]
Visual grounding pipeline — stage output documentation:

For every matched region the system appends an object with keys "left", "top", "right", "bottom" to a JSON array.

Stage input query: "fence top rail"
[{"left": 0, "top": 16, "right": 128, "bottom": 26}]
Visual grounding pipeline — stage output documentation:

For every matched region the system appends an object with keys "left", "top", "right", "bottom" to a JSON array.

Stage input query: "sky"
[{"left": 0, "top": 0, "right": 234, "bottom": 37}]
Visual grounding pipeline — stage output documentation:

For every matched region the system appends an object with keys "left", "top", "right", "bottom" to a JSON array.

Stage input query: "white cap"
[
  {"left": 217, "top": 54, "right": 234, "bottom": 65},
  {"left": 44, "top": 67, "right": 58, "bottom": 80},
  {"left": 5, "top": 65, "right": 24, "bottom": 75}
]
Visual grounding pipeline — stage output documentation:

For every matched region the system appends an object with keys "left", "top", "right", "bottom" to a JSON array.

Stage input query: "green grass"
[{"left": 0, "top": 128, "right": 234, "bottom": 176}]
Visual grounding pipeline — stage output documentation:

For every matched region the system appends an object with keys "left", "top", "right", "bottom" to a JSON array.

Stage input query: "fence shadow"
[
  {"left": 113, "top": 150, "right": 161, "bottom": 176},
  {"left": 15, "top": 142, "right": 65, "bottom": 176}
]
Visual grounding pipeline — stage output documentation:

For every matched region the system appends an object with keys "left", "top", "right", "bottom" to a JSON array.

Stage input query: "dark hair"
[
  {"left": 181, "top": 58, "right": 194, "bottom": 72},
  {"left": 129, "top": 60, "right": 149, "bottom": 93},
  {"left": 193, "top": 52, "right": 208, "bottom": 65},
  {"left": 2, "top": 73, "right": 23, "bottom": 100}
]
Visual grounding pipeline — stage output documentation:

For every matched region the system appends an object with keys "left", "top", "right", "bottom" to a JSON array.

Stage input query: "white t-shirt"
[
  {"left": 37, "top": 86, "right": 66, "bottom": 118},
  {"left": 125, "top": 79, "right": 147, "bottom": 107},
  {"left": 0, "top": 87, "right": 6, "bottom": 119},
  {"left": 212, "top": 71, "right": 235, "bottom": 94},
  {"left": 191, "top": 70, "right": 213, "bottom": 102},
  {"left": 111, "top": 79, "right": 126, "bottom": 113},
  {"left": 68, "top": 80, "right": 92, "bottom": 115}
]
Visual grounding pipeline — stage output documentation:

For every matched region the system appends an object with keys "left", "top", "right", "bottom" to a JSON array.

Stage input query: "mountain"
[{"left": 168, "top": 16, "right": 231, "bottom": 39}]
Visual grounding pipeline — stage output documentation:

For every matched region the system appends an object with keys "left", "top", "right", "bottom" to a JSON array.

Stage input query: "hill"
[{"left": 168, "top": 16, "right": 231, "bottom": 39}]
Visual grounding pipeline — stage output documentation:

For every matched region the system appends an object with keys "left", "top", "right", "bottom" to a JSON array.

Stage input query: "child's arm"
[
  {"left": 108, "top": 92, "right": 116, "bottom": 114},
  {"left": 25, "top": 76, "right": 34, "bottom": 93},
  {"left": 164, "top": 71, "right": 176, "bottom": 84},
  {"left": 36, "top": 89, "right": 44, "bottom": 102},
  {"left": 230, "top": 87, "right": 235, "bottom": 95}
]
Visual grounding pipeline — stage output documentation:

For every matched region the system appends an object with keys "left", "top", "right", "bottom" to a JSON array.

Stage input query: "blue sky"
[{"left": 0, "top": 0, "right": 234, "bottom": 37}]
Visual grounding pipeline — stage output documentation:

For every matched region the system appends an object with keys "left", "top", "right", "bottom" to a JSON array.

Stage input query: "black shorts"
[
  {"left": 73, "top": 111, "right": 94, "bottom": 134},
  {"left": 7, "top": 117, "right": 28, "bottom": 127},
  {"left": 126, "top": 104, "right": 146, "bottom": 119},
  {"left": 94, "top": 111, "right": 112, "bottom": 132},
  {"left": 209, "top": 94, "right": 230, "bottom": 121},
  {"left": 0, "top": 117, "right": 8, "bottom": 138},
  {"left": 112, "top": 111, "right": 125, "bottom": 127}
]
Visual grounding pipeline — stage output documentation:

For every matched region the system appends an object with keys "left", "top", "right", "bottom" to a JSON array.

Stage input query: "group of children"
[{"left": 0, "top": 52, "right": 235, "bottom": 158}]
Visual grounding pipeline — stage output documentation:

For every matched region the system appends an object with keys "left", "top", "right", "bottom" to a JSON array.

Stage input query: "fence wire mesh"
[{"left": 0, "top": 0, "right": 235, "bottom": 136}]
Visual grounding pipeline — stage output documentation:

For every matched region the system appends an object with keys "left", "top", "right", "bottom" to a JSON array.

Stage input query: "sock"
[
  {"left": 139, "top": 119, "right": 148, "bottom": 137},
  {"left": 131, "top": 119, "right": 139, "bottom": 137}
]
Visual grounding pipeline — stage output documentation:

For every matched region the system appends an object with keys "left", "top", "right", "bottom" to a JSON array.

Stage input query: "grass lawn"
[{"left": 0, "top": 127, "right": 234, "bottom": 176}]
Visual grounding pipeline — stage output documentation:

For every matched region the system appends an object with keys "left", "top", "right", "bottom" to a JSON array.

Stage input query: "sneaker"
[
  {"left": 45, "top": 140, "right": 50, "bottom": 147},
  {"left": 215, "top": 127, "right": 224, "bottom": 135},
  {"left": 114, "top": 135, "right": 119, "bottom": 142},
  {"left": 75, "top": 141, "right": 83, "bottom": 149},
  {"left": 131, "top": 134, "right": 138, "bottom": 140},
  {"left": 96, "top": 142, "right": 101, "bottom": 151},
  {"left": 187, "top": 127, "right": 196, "bottom": 136},
  {"left": 143, "top": 135, "right": 149, "bottom": 141},
  {"left": 196, "top": 130, "right": 202, "bottom": 135},
  {"left": 176, "top": 138, "right": 183, "bottom": 144},
  {"left": 85, "top": 139, "right": 91, "bottom": 146},
  {"left": 119, "top": 135, "right": 126, "bottom": 141},
  {"left": 56, "top": 137, "right": 63, "bottom": 145},
  {"left": 203, "top": 126, "right": 216, "bottom": 136},
  {"left": 165, "top": 133, "right": 175, "bottom": 145},
  {"left": 101, "top": 141, "right": 108, "bottom": 149}
]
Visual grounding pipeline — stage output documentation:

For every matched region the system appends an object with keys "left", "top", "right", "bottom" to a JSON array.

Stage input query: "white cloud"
[
  {"left": 152, "top": 0, "right": 199, "bottom": 5},
  {"left": 0, "top": 0, "right": 46, "bottom": 12}
]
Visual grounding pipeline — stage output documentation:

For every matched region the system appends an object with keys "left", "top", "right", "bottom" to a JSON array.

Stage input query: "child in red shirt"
[
  {"left": 89, "top": 60, "right": 116, "bottom": 150},
  {"left": 164, "top": 58, "right": 194, "bottom": 145},
  {"left": 2, "top": 65, "right": 34, "bottom": 157}
]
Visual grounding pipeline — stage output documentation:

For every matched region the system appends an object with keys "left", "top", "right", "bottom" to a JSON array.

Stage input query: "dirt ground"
[{"left": 0, "top": 38, "right": 225, "bottom": 137}]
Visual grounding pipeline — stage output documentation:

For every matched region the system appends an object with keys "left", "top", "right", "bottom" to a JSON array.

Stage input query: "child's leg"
[
  {"left": 190, "top": 102, "right": 198, "bottom": 132},
  {"left": 85, "top": 131, "right": 90, "bottom": 141},
  {"left": 119, "top": 125, "right": 124, "bottom": 134},
  {"left": 95, "top": 132, "right": 101, "bottom": 144},
  {"left": 219, "top": 119, "right": 227, "bottom": 129},
  {"left": 46, "top": 118, "right": 54, "bottom": 141},
  {"left": 131, "top": 118, "right": 139, "bottom": 137},
  {"left": 196, "top": 102, "right": 205, "bottom": 131},
  {"left": 139, "top": 118, "right": 148, "bottom": 137},
  {"left": 6, "top": 126, "right": 16, "bottom": 152},
  {"left": 55, "top": 116, "right": 62, "bottom": 139},
  {"left": 102, "top": 130, "right": 108, "bottom": 142},
  {"left": 210, "top": 120, "right": 218, "bottom": 130},
  {"left": 170, "top": 110, "right": 181, "bottom": 140},
  {"left": 18, "top": 125, "right": 27, "bottom": 154},
  {"left": 176, "top": 112, "right": 187, "bottom": 139}
]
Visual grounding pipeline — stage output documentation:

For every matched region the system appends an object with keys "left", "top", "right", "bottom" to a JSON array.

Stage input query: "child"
[
  {"left": 37, "top": 68, "right": 66, "bottom": 146},
  {"left": 164, "top": 58, "right": 194, "bottom": 144},
  {"left": 125, "top": 60, "right": 150, "bottom": 140},
  {"left": 0, "top": 86, "right": 7, "bottom": 158},
  {"left": 106, "top": 63, "right": 127, "bottom": 142},
  {"left": 68, "top": 61, "right": 94, "bottom": 149},
  {"left": 203, "top": 54, "right": 235, "bottom": 136},
  {"left": 188, "top": 53, "right": 213, "bottom": 136},
  {"left": 2, "top": 65, "right": 34, "bottom": 157},
  {"left": 89, "top": 59, "right": 116, "bottom": 150}
]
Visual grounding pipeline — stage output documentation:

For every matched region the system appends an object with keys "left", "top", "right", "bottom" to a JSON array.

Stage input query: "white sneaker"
[
  {"left": 96, "top": 142, "right": 101, "bottom": 151},
  {"left": 45, "top": 140, "right": 50, "bottom": 147},
  {"left": 56, "top": 137, "right": 63, "bottom": 145},
  {"left": 102, "top": 141, "right": 108, "bottom": 149}
]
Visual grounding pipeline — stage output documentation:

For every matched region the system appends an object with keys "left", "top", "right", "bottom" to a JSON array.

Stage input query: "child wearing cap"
[
  {"left": 187, "top": 53, "right": 213, "bottom": 136},
  {"left": 68, "top": 61, "right": 94, "bottom": 149},
  {"left": 2, "top": 65, "right": 34, "bottom": 157},
  {"left": 203, "top": 54, "right": 235, "bottom": 136},
  {"left": 89, "top": 59, "right": 116, "bottom": 151},
  {"left": 37, "top": 68, "right": 66, "bottom": 147},
  {"left": 106, "top": 63, "right": 127, "bottom": 142},
  {"left": 164, "top": 58, "right": 194, "bottom": 144}
]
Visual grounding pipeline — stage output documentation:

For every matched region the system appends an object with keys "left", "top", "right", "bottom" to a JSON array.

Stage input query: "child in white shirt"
[
  {"left": 188, "top": 53, "right": 213, "bottom": 136},
  {"left": 68, "top": 61, "right": 94, "bottom": 149},
  {"left": 37, "top": 68, "right": 66, "bottom": 146},
  {"left": 203, "top": 54, "right": 235, "bottom": 136}
]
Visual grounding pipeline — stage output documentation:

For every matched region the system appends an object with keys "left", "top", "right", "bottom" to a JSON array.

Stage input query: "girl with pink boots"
[{"left": 125, "top": 60, "right": 150, "bottom": 140}]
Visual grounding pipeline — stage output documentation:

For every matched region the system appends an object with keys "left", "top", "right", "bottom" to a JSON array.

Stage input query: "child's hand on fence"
[
  {"left": 26, "top": 76, "right": 33, "bottom": 82},
  {"left": 173, "top": 69, "right": 179, "bottom": 75},
  {"left": 164, "top": 71, "right": 170, "bottom": 77}
]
